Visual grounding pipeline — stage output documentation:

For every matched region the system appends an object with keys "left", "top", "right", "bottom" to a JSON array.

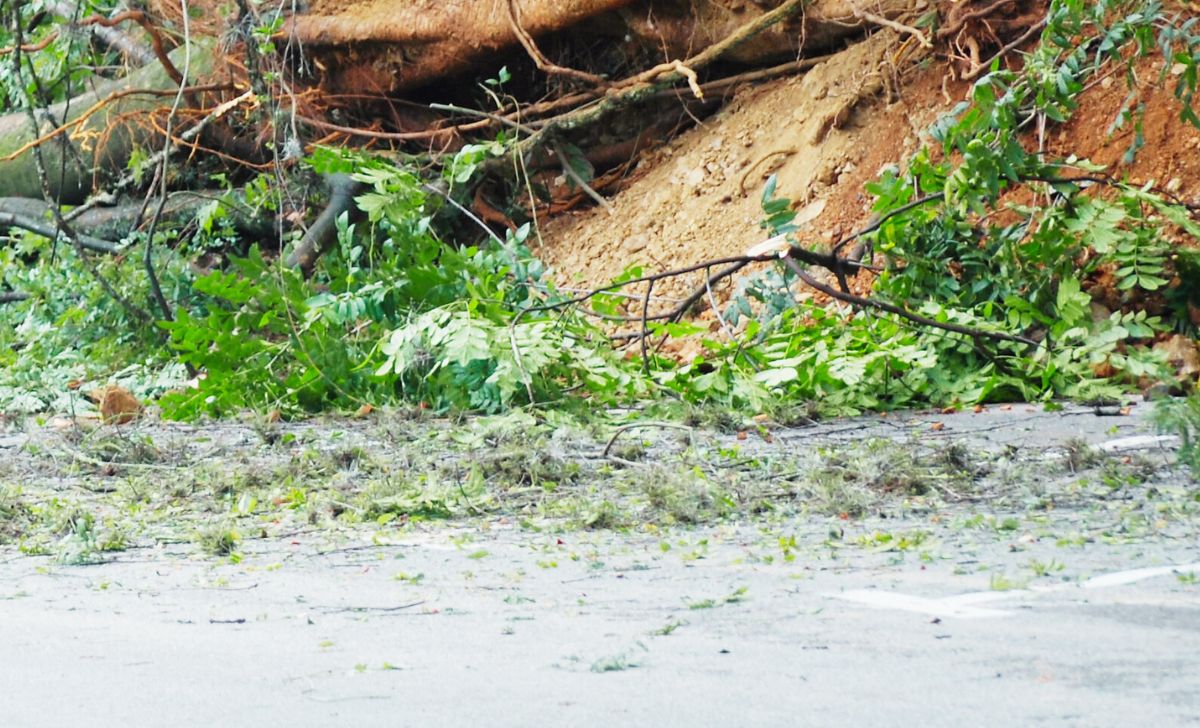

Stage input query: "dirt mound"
[
  {"left": 533, "top": 28, "right": 1200, "bottom": 346},
  {"left": 533, "top": 30, "right": 945, "bottom": 324}
]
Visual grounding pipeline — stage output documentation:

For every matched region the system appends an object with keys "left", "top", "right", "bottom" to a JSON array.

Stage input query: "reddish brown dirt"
[
  {"left": 1047, "top": 60, "right": 1200, "bottom": 197},
  {"left": 532, "top": 29, "right": 948, "bottom": 357},
  {"left": 1047, "top": 58, "right": 1200, "bottom": 314},
  {"left": 532, "top": 32, "right": 1200, "bottom": 360}
]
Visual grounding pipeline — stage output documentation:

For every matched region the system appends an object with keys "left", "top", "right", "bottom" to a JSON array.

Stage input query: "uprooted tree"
[{"left": 0, "top": 0, "right": 1198, "bottom": 419}]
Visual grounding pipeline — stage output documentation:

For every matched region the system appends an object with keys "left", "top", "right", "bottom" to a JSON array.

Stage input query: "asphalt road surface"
[{"left": 2, "top": 404, "right": 1198, "bottom": 726}]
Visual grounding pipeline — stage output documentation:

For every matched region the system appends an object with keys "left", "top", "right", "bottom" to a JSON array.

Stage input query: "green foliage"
[
  {"left": 0, "top": 231, "right": 192, "bottom": 415},
  {"left": 1154, "top": 394, "right": 1200, "bottom": 476},
  {"left": 0, "top": 1, "right": 119, "bottom": 108},
  {"left": 158, "top": 247, "right": 377, "bottom": 418},
  {"left": 650, "top": 0, "right": 1197, "bottom": 413},
  {"left": 150, "top": 146, "right": 638, "bottom": 417},
  {"left": 3, "top": 0, "right": 1199, "bottom": 422},
  {"left": 376, "top": 304, "right": 633, "bottom": 412}
]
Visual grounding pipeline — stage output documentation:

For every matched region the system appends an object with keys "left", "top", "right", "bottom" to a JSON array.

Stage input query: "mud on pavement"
[{"left": 1, "top": 403, "right": 1198, "bottom": 726}]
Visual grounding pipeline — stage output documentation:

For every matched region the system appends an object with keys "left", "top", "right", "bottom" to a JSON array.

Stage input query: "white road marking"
[
  {"left": 826, "top": 562, "right": 1200, "bottom": 618},
  {"left": 1082, "top": 563, "right": 1200, "bottom": 589},
  {"left": 832, "top": 589, "right": 1015, "bottom": 619}
]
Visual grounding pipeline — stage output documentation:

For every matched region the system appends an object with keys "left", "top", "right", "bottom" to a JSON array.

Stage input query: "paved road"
[{"left": 2, "top": 404, "right": 1198, "bottom": 726}]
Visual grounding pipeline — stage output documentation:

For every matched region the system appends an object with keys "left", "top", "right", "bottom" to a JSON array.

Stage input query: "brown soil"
[
  {"left": 532, "top": 29, "right": 1200, "bottom": 358},
  {"left": 533, "top": 29, "right": 948, "bottom": 354},
  {"left": 1047, "top": 60, "right": 1200, "bottom": 194}
]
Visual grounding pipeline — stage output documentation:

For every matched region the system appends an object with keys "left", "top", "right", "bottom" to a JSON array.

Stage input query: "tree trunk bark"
[{"left": 0, "top": 41, "right": 217, "bottom": 203}]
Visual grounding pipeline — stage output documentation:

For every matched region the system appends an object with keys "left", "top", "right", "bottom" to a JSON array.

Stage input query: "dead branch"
[
  {"left": 551, "top": 141, "right": 613, "bottom": 213},
  {"left": 507, "top": 0, "right": 607, "bottom": 87},
  {"left": 962, "top": 17, "right": 1047, "bottom": 80},
  {"left": 77, "top": 8, "right": 185, "bottom": 84},
  {"left": 602, "top": 422, "right": 693, "bottom": 460},
  {"left": 296, "top": 114, "right": 493, "bottom": 143},
  {"left": 0, "top": 210, "right": 119, "bottom": 253},
  {"left": 853, "top": 8, "right": 932, "bottom": 48},
  {"left": 618, "top": 0, "right": 809, "bottom": 91},
  {"left": 284, "top": 173, "right": 365, "bottom": 276},
  {"left": 48, "top": 1, "right": 156, "bottom": 66},
  {"left": 514, "top": 0, "right": 808, "bottom": 176},
  {"left": 0, "top": 84, "right": 232, "bottom": 164}
]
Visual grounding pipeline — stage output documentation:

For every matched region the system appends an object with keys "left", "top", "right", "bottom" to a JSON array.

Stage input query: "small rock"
[
  {"left": 1171, "top": 62, "right": 1188, "bottom": 77},
  {"left": 1166, "top": 177, "right": 1183, "bottom": 193}
]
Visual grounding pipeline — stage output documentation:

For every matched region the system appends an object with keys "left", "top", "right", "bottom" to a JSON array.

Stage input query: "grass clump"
[{"left": 196, "top": 524, "right": 241, "bottom": 557}]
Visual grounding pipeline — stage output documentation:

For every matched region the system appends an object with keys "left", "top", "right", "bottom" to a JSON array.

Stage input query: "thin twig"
[
  {"left": 430, "top": 102, "right": 535, "bottom": 135},
  {"left": 602, "top": 422, "right": 694, "bottom": 459},
  {"left": 703, "top": 265, "right": 737, "bottom": 341},
  {"left": 551, "top": 141, "right": 613, "bottom": 212},
  {"left": 832, "top": 193, "right": 945, "bottom": 254},
  {"left": 141, "top": 0, "right": 195, "bottom": 323},
  {"left": 48, "top": 1, "right": 156, "bottom": 65},
  {"left": 420, "top": 183, "right": 505, "bottom": 247},
  {"left": 853, "top": 8, "right": 932, "bottom": 48},
  {"left": 963, "top": 18, "right": 1047, "bottom": 81},
  {"left": 10, "top": 11, "right": 151, "bottom": 324},
  {"left": 640, "top": 278, "right": 655, "bottom": 374}
]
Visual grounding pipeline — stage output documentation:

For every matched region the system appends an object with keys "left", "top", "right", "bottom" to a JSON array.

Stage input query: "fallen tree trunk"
[
  {"left": 289, "top": 0, "right": 638, "bottom": 92},
  {"left": 0, "top": 192, "right": 278, "bottom": 246},
  {"left": 0, "top": 40, "right": 218, "bottom": 203},
  {"left": 291, "top": 0, "right": 917, "bottom": 94}
]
